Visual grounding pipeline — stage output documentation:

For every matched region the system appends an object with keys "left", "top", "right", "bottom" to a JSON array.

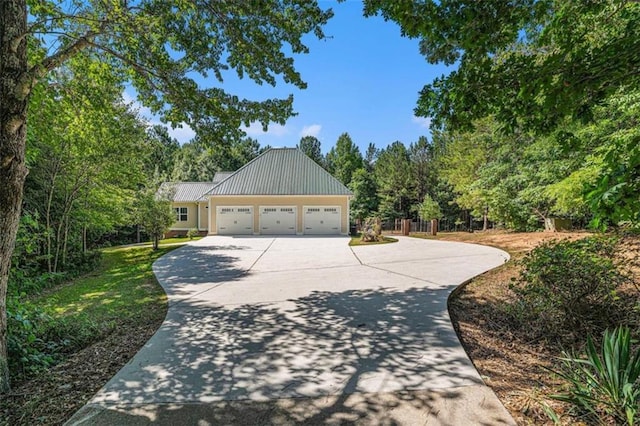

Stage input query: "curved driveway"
[{"left": 69, "top": 236, "right": 515, "bottom": 425}]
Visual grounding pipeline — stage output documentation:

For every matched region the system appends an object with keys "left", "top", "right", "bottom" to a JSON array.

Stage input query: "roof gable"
[{"left": 208, "top": 148, "right": 352, "bottom": 196}]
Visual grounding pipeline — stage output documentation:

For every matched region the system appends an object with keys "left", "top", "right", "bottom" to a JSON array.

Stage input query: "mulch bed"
[{"left": 446, "top": 231, "right": 639, "bottom": 425}]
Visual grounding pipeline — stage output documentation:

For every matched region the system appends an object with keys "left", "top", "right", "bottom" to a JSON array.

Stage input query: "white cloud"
[
  {"left": 242, "top": 121, "right": 290, "bottom": 137},
  {"left": 122, "top": 91, "right": 154, "bottom": 118},
  {"left": 299, "top": 124, "right": 322, "bottom": 138},
  {"left": 123, "top": 90, "right": 195, "bottom": 144},
  {"left": 412, "top": 115, "right": 432, "bottom": 129},
  {"left": 166, "top": 123, "right": 196, "bottom": 143}
]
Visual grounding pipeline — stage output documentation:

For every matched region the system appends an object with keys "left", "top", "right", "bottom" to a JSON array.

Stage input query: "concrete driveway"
[{"left": 68, "top": 236, "right": 515, "bottom": 425}]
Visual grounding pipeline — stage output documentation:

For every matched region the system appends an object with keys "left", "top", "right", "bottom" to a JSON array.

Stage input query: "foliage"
[
  {"left": 298, "top": 136, "right": 324, "bottom": 166},
  {"left": 171, "top": 136, "right": 261, "bottom": 181},
  {"left": 350, "top": 234, "right": 397, "bottom": 246},
  {"left": 7, "top": 300, "right": 56, "bottom": 378},
  {"left": 186, "top": 228, "right": 199, "bottom": 240},
  {"left": 364, "top": 1, "right": 640, "bottom": 230},
  {"left": 24, "top": 53, "right": 146, "bottom": 274},
  {"left": 134, "top": 185, "right": 175, "bottom": 250},
  {"left": 325, "top": 132, "right": 364, "bottom": 186},
  {"left": 363, "top": 143, "right": 379, "bottom": 173},
  {"left": 2, "top": 0, "right": 336, "bottom": 393},
  {"left": 375, "top": 142, "right": 414, "bottom": 220},
  {"left": 417, "top": 194, "right": 442, "bottom": 221},
  {"left": 550, "top": 326, "right": 640, "bottom": 425},
  {"left": 7, "top": 297, "right": 102, "bottom": 381},
  {"left": 409, "top": 136, "right": 437, "bottom": 204},
  {"left": 364, "top": 1, "right": 640, "bottom": 133},
  {"left": 9, "top": 213, "right": 102, "bottom": 298},
  {"left": 439, "top": 117, "right": 592, "bottom": 230},
  {"left": 509, "top": 236, "right": 631, "bottom": 344},
  {"left": 581, "top": 89, "right": 640, "bottom": 229},
  {"left": 25, "top": 0, "right": 335, "bottom": 138},
  {"left": 349, "top": 168, "right": 379, "bottom": 222},
  {"left": 143, "top": 125, "right": 180, "bottom": 180}
]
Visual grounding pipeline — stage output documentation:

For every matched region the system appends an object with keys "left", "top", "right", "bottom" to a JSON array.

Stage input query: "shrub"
[
  {"left": 550, "top": 326, "right": 640, "bottom": 425},
  {"left": 509, "top": 236, "right": 631, "bottom": 344},
  {"left": 186, "top": 228, "right": 199, "bottom": 240},
  {"left": 7, "top": 297, "right": 103, "bottom": 381},
  {"left": 7, "top": 299, "right": 57, "bottom": 379}
]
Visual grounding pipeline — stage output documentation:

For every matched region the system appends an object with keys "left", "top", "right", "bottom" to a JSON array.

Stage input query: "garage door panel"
[
  {"left": 304, "top": 206, "right": 341, "bottom": 235},
  {"left": 217, "top": 206, "right": 254, "bottom": 235},
  {"left": 260, "top": 206, "right": 297, "bottom": 235}
]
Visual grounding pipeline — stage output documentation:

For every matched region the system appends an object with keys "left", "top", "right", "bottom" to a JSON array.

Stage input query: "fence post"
[{"left": 402, "top": 219, "right": 411, "bottom": 236}]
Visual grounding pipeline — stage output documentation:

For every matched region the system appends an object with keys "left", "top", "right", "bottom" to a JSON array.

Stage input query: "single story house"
[{"left": 162, "top": 148, "right": 353, "bottom": 236}]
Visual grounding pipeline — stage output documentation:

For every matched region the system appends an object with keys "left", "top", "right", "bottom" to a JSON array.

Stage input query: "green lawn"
[
  {"left": 39, "top": 245, "right": 174, "bottom": 322},
  {"left": 349, "top": 233, "right": 398, "bottom": 246}
]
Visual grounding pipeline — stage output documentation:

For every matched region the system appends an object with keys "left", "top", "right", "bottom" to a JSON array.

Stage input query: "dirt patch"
[
  {"left": 412, "top": 229, "right": 591, "bottom": 255},
  {"left": 438, "top": 230, "right": 639, "bottom": 425}
]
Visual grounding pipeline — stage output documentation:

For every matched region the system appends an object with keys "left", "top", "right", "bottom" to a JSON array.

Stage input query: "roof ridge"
[
  {"left": 209, "top": 148, "right": 352, "bottom": 196},
  {"left": 201, "top": 148, "right": 279, "bottom": 196}
]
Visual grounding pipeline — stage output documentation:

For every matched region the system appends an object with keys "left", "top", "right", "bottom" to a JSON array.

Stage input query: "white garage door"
[
  {"left": 304, "top": 206, "right": 341, "bottom": 235},
  {"left": 216, "top": 206, "right": 254, "bottom": 235},
  {"left": 260, "top": 206, "right": 297, "bottom": 235}
]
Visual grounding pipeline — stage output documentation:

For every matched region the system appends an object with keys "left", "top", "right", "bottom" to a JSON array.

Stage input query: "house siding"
[
  {"left": 209, "top": 195, "right": 350, "bottom": 235},
  {"left": 198, "top": 203, "right": 209, "bottom": 230},
  {"left": 170, "top": 202, "right": 198, "bottom": 230}
]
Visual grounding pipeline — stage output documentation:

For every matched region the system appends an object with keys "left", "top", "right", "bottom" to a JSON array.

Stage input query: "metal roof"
[
  {"left": 208, "top": 148, "right": 353, "bottom": 196},
  {"left": 212, "top": 171, "right": 233, "bottom": 185},
  {"left": 160, "top": 182, "right": 215, "bottom": 202}
]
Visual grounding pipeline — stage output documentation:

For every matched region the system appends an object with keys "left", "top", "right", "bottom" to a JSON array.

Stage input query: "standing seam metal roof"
[
  {"left": 207, "top": 148, "right": 353, "bottom": 196},
  {"left": 212, "top": 171, "right": 233, "bottom": 185},
  {"left": 160, "top": 182, "right": 215, "bottom": 202}
]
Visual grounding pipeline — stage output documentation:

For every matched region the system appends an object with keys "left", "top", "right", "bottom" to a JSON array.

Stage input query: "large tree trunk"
[{"left": 0, "top": 0, "right": 29, "bottom": 393}]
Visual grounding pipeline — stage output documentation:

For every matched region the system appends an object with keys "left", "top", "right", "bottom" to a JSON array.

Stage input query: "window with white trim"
[{"left": 174, "top": 207, "right": 188, "bottom": 221}]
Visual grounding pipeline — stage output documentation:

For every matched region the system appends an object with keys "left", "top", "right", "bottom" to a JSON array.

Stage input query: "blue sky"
[{"left": 127, "top": 1, "right": 453, "bottom": 154}]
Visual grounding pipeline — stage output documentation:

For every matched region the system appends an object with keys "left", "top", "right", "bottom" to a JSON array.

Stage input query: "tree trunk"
[
  {"left": 483, "top": 206, "right": 489, "bottom": 231},
  {"left": 0, "top": 0, "right": 29, "bottom": 393}
]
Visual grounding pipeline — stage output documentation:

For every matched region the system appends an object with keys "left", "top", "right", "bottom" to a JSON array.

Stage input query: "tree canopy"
[
  {"left": 364, "top": 0, "right": 640, "bottom": 133},
  {"left": 297, "top": 136, "right": 324, "bottom": 166}
]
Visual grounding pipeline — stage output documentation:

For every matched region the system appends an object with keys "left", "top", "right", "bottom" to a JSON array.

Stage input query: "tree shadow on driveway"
[{"left": 84, "top": 286, "right": 513, "bottom": 425}]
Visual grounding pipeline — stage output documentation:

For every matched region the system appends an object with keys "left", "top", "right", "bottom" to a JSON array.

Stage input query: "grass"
[
  {"left": 3, "top": 243, "right": 181, "bottom": 425},
  {"left": 134, "top": 236, "right": 202, "bottom": 246},
  {"left": 349, "top": 233, "right": 398, "bottom": 246},
  {"left": 39, "top": 245, "right": 173, "bottom": 321}
]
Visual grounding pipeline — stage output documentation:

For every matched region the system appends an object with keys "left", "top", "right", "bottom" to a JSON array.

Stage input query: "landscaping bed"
[{"left": 436, "top": 230, "right": 640, "bottom": 425}]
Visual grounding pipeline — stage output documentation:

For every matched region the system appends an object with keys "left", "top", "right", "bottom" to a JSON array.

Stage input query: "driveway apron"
[{"left": 67, "top": 236, "right": 515, "bottom": 425}]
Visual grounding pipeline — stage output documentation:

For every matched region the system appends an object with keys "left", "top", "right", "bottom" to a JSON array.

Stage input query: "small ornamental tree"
[{"left": 135, "top": 186, "right": 175, "bottom": 250}]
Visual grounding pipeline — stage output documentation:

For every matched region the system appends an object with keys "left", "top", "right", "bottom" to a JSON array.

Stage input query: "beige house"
[{"left": 163, "top": 148, "right": 353, "bottom": 236}]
